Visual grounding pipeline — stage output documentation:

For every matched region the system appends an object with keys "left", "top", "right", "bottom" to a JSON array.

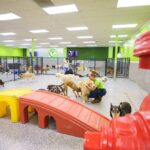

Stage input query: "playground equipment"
[
  {"left": 19, "top": 90, "right": 110, "bottom": 137},
  {"left": 134, "top": 31, "right": 150, "bottom": 69},
  {"left": 0, "top": 88, "right": 32, "bottom": 122}
]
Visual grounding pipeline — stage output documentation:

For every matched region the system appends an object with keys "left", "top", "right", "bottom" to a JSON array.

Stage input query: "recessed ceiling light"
[
  {"left": 3, "top": 40, "right": 15, "bottom": 43},
  {"left": 60, "top": 42, "right": 71, "bottom": 44},
  {"left": 109, "top": 41, "right": 123, "bottom": 43},
  {"left": 50, "top": 45, "right": 58, "bottom": 47},
  {"left": 20, "top": 43, "right": 31, "bottom": 45},
  {"left": 0, "top": 13, "right": 21, "bottom": 21},
  {"left": 29, "top": 29, "right": 49, "bottom": 33},
  {"left": 67, "top": 45, "right": 77, "bottom": 47},
  {"left": 0, "top": 32, "right": 16, "bottom": 36},
  {"left": 40, "top": 43, "right": 50, "bottom": 45},
  {"left": 110, "top": 35, "right": 128, "bottom": 38},
  {"left": 48, "top": 37, "right": 63, "bottom": 40},
  {"left": 117, "top": 0, "right": 150, "bottom": 7},
  {"left": 24, "top": 38, "right": 37, "bottom": 41},
  {"left": 77, "top": 36, "right": 93, "bottom": 39},
  {"left": 112, "top": 24, "right": 137, "bottom": 29},
  {"left": 43, "top": 4, "right": 78, "bottom": 15},
  {"left": 83, "top": 41, "right": 95, "bottom": 44},
  {"left": 66, "top": 26, "right": 88, "bottom": 31},
  {"left": 87, "top": 45, "right": 97, "bottom": 47}
]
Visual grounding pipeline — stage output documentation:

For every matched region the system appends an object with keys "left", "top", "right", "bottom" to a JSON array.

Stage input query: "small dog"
[
  {"left": 47, "top": 84, "right": 65, "bottom": 95},
  {"left": 78, "top": 80, "right": 96, "bottom": 103},
  {"left": 19, "top": 72, "right": 35, "bottom": 80},
  {"left": 0, "top": 79, "right": 4, "bottom": 87},
  {"left": 62, "top": 80, "right": 81, "bottom": 97},
  {"left": 110, "top": 102, "right": 132, "bottom": 118}
]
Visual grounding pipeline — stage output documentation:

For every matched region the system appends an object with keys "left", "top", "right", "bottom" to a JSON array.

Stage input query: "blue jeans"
[{"left": 88, "top": 88, "right": 106, "bottom": 98}]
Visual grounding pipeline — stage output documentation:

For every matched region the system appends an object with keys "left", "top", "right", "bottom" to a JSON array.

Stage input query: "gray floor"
[{"left": 0, "top": 75, "right": 148, "bottom": 150}]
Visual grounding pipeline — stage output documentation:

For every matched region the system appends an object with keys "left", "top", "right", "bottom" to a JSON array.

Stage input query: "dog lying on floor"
[
  {"left": 47, "top": 84, "right": 65, "bottom": 95},
  {"left": 19, "top": 72, "right": 35, "bottom": 80},
  {"left": 78, "top": 80, "right": 96, "bottom": 103},
  {"left": 110, "top": 102, "right": 132, "bottom": 118},
  {"left": 62, "top": 79, "right": 81, "bottom": 97},
  {"left": 0, "top": 79, "right": 4, "bottom": 87},
  {"left": 56, "top": 73, "right": 79, "bottom": 82}
]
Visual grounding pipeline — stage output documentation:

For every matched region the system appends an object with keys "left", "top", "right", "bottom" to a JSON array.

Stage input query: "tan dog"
[
  {"left": 63, "top": 80, "right": 81, "bottom": 97},
  {"left": 78, "top": 80, "right": 96, "bottom": 103},
  {"left": 19, "top": 72, "right": 35, "bottom": 80},
  {"left": 56, "top": 73, "right": 79, "bottom": 82}
]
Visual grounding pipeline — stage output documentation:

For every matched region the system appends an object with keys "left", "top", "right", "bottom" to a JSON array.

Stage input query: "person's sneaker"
[{"left": 91, "top": 99, "right": 100, "bottom": 104}]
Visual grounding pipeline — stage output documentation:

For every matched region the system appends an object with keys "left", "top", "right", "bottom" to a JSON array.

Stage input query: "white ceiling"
[{"left": 0, "top": 0, "right": 150, "bottom": 48}]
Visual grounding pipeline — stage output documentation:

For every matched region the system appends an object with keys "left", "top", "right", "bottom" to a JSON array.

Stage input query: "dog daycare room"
[{"left": 0, "top": 0, "right": 150, "bottom": 150}]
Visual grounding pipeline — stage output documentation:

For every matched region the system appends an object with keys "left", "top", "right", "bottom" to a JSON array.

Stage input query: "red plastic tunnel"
[{"left": 134, "top": 31, "right": 150, "bottom": 69}]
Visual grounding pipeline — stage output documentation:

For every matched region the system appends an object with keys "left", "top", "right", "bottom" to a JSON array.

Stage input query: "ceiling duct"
[{"left": 33, "top": 0, "right": 54, "bottom": 7}]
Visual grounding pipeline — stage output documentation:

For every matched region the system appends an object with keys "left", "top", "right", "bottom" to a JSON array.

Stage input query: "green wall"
[
  {"left": 67, "top": 47, "right": 108, "bottom": 60},
  {"left": 123, "top": 21, "right": 150, "bottom": 62},
  {"left": 0, "top": 45, "right": 24, "bottom": 57}
]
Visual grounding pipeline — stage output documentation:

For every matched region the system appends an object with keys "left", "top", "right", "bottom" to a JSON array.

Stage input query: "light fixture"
[
  {"left": 43, "top": 4, "right": 78, "bottom": 15},
  {"left": 48, "top": 37, "right": 63, "bottom": 40},
  {"left": 29, "top": 29, "right": 49, "bottom": 33},
  {"left": 60, "top": 42, "right": 71, "bottom": 44},
  {"left": 112, "top": 24, "right": 137, "bottom": 29},
  {"left": 0, "top": 32, "right": 16, "bottom": 36},
  {"left": 24, "top": 39, "right": 37, "bottom": 41},
  {"left": 50, "top": 45, "right": 58, "bottom": 47},
  {"left": 110, "top": 35, "right": 128, "bottom": 38},
  {"left": 83, "top": 41, "right": 95, "bottom": 44},
  {"left": 20, "top": 43, "right": 31, "bottom": 45},
  {"left": 5, "top": 44, "right": 14, "bottom": 47},
  {"left": 109, "top": 41, "right": 123, "bottom": 43},
  {"left": 117, "top": 0, "right": 150, "bottom": 8},
  {"left": 0, "top": 13, "right": 21, "bottom": 21},
  {"left": 3, "top": 40, "right": 15, "bottom": 43},
  {"left": 66, "top": 26, "right": 88, "bottom": 31},
  {"left": 77, "top": 36, "right": 93, "bottom": 39},
  {"left": 40, "top": 43, "right": 50, "bottom": 45}
]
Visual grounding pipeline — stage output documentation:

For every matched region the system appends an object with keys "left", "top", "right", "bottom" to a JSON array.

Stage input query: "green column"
[
  {"left": 108, "top": 47, "right": 113, "bottom": 58},
  {"left": 32, "top": 38, "right": 34, "bottom": 57}
]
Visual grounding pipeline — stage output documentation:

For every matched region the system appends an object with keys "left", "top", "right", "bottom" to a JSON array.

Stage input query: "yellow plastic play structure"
[{"left": 0, "top": 88, "right": 32, "bottom": 123}]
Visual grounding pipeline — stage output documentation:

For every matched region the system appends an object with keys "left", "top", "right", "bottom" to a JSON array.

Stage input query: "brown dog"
[
  {"left": 78, "top": 80, "right": 96, "bottom": 103},
  {"left": 62, "top": 80, "right": 81, "bottom": 97}
]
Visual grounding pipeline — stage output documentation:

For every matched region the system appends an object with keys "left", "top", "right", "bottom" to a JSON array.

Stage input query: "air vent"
[{"left": 33, "top": 0, "right": 54, "bottom": 7}]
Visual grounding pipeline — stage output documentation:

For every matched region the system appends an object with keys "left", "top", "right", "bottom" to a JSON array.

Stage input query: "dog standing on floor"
[
  {"left": 0, "top": 79, "right": 4, "bottom": 87},
  {"left": 19, "top": 72, "right": 35, "bottom": 80},
  {"left": 110, "top": 102, "right": 132, "bottom": 118},
  {"left": 62, "top": 80, "right": 81, "bottom": 97},
  {"left": 47, "top": 84, "right": 65, "bottom": 95},
  {"left": 78, "top": 80, "right": 96, "bottom": 103}
]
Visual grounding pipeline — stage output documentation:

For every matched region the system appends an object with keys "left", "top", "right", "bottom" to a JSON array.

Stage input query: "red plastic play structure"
[
  {"left": 134, "top": 31, "right": 150, "bottom": 69},
  {"left": 84, "top": 30, "right": 150, "bottom": 150},
  {"left": 19, "top": 90, "right": 110, "bottom": 137}
]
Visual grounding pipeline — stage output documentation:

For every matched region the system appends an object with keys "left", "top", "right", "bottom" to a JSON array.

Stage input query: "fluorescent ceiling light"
[
  {"left": 110, "top": 35, "right": 128, "bottom": 38},
  {"left": 50, "top": 45, "right": 58, "bottom": 47},
  {"left": 5, "top": 44, "right": 14, "bottom": 47},
  {"left": 66, "top": 26, "right": 88, "bottom": 31},
  {"left": 117, "top": 0, "right": 150, "bottom": 8},
  {"left": 0, "top": 13, "right": 21, "bottom": 21},
  {"left": 48, "top": 37, "right": 63, "bottom": 40},
  {"left": 3, "top": 40, "right": 15, "bottom": 43},
  {"left": 0, "top": 32, "right": 16, "bottom": 36},
  {"left": 40, "top": 43, "right": 50, "bottom": 45},
  {"left": 77, "top": 36, "right": 93, "bottom": 39},
  {"left": 29, "top": 29, "right": 49, "bottom": 33},
  {"left": 109, "top": 41, "right": 123, "bottom": 43},
  {"left": 43, "top": 4, "right": 78, "bottom": 15},
  {"left": 67, "top": 45, "right": 77, "bottom": 47},
  {"left": 112, "top": 24, "right": 137, "bottom": 29},
  {"left": 20, "top": 43, "right": 31, "bottom": 45},
  {"left": 87, "top": 45, "right": 97, "bottom": 47},
  {"left": 24, "top": 39, "right": 37, "bottom": 41},
  {"left": 60, "top": 42, "right": 71, "bottom": 44},
  {"left": 83, "top": 41, "right": 95, "bottom": 44}
]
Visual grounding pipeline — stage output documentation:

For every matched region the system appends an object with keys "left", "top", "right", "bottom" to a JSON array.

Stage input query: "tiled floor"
[{"left": 0, "top": 75, "right": 148, "bottom": 150}]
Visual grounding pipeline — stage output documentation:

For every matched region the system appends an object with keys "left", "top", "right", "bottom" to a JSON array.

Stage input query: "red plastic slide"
[{"left": 19, "top": 90, "right": 110, "bottom": 137}]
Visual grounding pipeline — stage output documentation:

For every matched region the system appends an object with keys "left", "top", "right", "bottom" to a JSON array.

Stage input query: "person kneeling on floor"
[{"left": 88, "top": 70, "right": 107, "bottom": 104}]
